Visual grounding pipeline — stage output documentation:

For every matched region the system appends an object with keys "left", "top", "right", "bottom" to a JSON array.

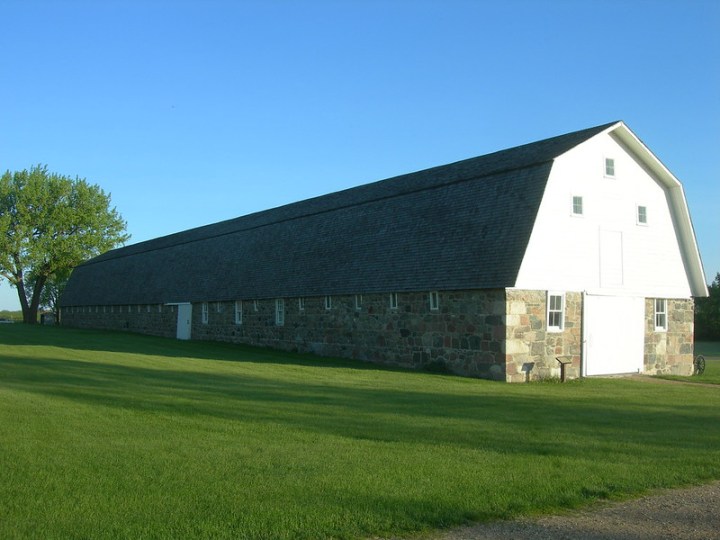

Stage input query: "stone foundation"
[{"left": 644, "top": 298, "right": 695, "bottom": 376}]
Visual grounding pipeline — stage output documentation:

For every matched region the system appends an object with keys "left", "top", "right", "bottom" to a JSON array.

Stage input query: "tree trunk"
[
  {"left": 27, "top": 274, "right": 47, "bottom": 325},
  {"left": 15, "top": 276, "right": 34, "bottom": 324}
]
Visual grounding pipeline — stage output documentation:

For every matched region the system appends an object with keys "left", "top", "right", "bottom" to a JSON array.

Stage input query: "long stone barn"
[{"left": 60, "top": 121, "right": 708, "bottom": 382}]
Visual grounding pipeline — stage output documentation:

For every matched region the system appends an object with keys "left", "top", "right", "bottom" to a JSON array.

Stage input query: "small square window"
[
  {"left": 605, "top": 157, "right": 615, "bottom": 177},
  {"left": 547, "top": 292, "right": 565, "bottom": 331},
  {"left": 572, "top": 195, "right": 583, "bottom": 216},
  {"left": 324, "top": 296, "right": 332, "bottom": 310},
  {"left": 429, "top": 291, "right": 439, "bottom": 311},
  {"left": 655, "top": 298, "right": 667, "bottom": 331},
  {"left": 355, "top": 294, "right": 362, "bottom": 310},
  {"left": 234, "top": 300, "right": 243, "bottom": 325},
  {"left": 637, "top": 205, "right": 648, "bottom": 225},
  {"left": 389, "top": 293, "right": 398, "bottom": 309}
]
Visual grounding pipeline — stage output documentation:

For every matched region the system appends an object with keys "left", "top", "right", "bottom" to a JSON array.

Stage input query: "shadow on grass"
[{"left": 2, "top": 350, "right": 719, "bottom": 461}]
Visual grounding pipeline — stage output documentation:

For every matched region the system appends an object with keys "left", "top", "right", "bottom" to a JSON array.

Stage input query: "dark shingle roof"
[{"left": 60, "top": 122, "right": 616, "bottom": 306}]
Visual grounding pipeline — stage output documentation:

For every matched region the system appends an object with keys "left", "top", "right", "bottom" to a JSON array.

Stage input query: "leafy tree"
[
  {"left": 695, "top": 272, "right": 720, "bottom": 341},
  {"left": 33, "top": 267, "right": 72, "bottom": 324},
  {"left": 0, "top": 165, "right": 129, "bottom": 324}
]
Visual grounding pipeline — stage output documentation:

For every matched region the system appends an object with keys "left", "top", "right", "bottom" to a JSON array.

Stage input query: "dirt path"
[{"left": 430, "top": 481, "right": 720, "bottom": 540}]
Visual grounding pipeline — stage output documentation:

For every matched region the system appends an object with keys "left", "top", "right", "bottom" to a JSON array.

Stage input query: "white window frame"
[
  {"left": 547, "top": 292, "right": 565, "bottom": 332},
  {"left": 298, "top": 297, "right": 305, "bottom": 311},
  {"left": 275, "top": 299, "right": 285, "bottom": 326},
  {"left": 355, "top": 294, "right": 363, "bottom": 310},
  {"left": 234, "top": 300, "right": 243, "bottom": 325},
  {"left": 604, "top": 157, "right": 616, "bottom": 178},
  {"left": 201, "top": 302, "right": 209, "bottom": 324},
  {"left": 571, "top": 195, "right": 584, "bottom": 216},
  {"left": 654, "top": 298, "right": 667, "bottom": 331},
  {"left": 389, "top": 293, "right": 398, "bottom": 310},
  {"left": 324, "top": 296, "right": 332, "bottom": 310},
  {"left": 429, "top": 291, "right": 439, "bottom": 311},
  {"left": 636, "top": 204, "right": 648, "bottom": 226}
]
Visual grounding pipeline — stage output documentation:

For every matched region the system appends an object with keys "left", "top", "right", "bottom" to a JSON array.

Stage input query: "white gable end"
[{"left": 515, "top": 126, "right": 698, "bottom": 298}]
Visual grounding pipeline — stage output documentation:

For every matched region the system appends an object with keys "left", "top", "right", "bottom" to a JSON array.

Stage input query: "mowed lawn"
[{"left": 1, "top": 326, "right": 719, "bottom": 540}]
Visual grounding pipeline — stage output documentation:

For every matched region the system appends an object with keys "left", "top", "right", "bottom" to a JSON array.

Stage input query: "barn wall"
[
  {"left": 644, "top": 298, "right": 695, "bottom": 375},
  {"left": 62, "top": 290, "right": 509, "bottom": 380}
]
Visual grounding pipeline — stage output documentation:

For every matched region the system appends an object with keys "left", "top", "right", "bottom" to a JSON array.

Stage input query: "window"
[
  {"left": 547, "top": 292, "right": 565, "bottom": 331},
  {"left": 298, "top": 297, "right": 305, "bottom": 311},
  {"left": 355, "top": 294, "right": 363, "bottom": 310},
  {"left": 655, "top": 299, "right": 667, "bottom": 331},
  {"left": 275, "top": 299, "right": 285, "bottom": 326},
  {"left": 429, "top": 291, "right": 439, "bottom": 311},
  {"left": 146, "top": 305, "right": 151, "bottom": 313},
  {"left": 324, "top": 296, "right": 332, "bottom": 310},
  {"left": 253, "top": 300, "right": 258, "bottom": 312},
  {"left": 234, "top": 301, "right": 243, "bottom": 325},
  {"left": 637, "top": 205, "right": 648, "bottom": 225},
  {"left": 111, "top": 306, "right": 114, "bottom": 313},
  {"left": 572, "top": 195, "right": 583, "bottom": 216},
  {"left": 389, "top": 293, "right": 398, "bottom": 309},
  {"left": 216, "top": 302, "right": 221, "bottom": 313},
  {"left": 158, "top": 304, "right": 162, "bottom": 313},
  {"left": 201, "top": 302, "right": 209, "bottom": 324},
  {"left": 605, "top": 157, "right": 615, "bottom": 177},
  {"left": 103, "top": 306, "right": 106, "bottom": 313},
  {"left": 137, "top": 305, "right": 141, "bottom": 313}
]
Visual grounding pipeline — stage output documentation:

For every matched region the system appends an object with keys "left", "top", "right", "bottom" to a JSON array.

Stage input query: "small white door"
[
  {"left": 584, "top": 294, "right": 644, "bottom": 376},
  {"left": 176, "top": 303, "right": 192, "bottom": 340}
]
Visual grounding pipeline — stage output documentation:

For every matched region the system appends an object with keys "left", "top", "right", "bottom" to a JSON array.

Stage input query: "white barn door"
[
  {"left": 176, "top": 303, "right": 192, "bottom": 340},
  {"left": 583, "top": 294, "right": 644, "bottom": 376}
]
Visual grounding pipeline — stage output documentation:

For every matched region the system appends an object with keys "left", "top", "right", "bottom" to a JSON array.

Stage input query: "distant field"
[{"left": 1, "top": 325, "right": 719, "bottom": 539}]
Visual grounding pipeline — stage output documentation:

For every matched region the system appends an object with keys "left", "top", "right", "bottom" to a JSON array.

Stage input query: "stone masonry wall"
[
  {"left": 644, "top": 298, "right": 694, "bottom": 376},
  {"left": 504, "top": 290, "right": 582, "bottom": 382},
  {"left": 63, "top": 289, "right": 509, "bottom": 380}
]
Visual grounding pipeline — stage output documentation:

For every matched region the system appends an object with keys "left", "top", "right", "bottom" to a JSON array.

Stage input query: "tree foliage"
[
  {"left": 0, "top": 165, "right": 129, "bottom": 324},
  {"left": 695, "top": 272, "right": 720, "bottom": 341}
]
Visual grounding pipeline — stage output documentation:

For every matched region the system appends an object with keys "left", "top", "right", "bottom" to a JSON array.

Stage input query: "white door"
[
  {"left": 176, "top": 303, "right": 192, "bottom": 340},
  {"left": 583, "top": 294, "right": 644, "bottom": 376}
]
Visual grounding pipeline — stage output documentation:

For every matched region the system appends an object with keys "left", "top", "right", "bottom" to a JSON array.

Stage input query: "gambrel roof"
[{"left": 63, "top": 121, "right": 704, "bottom": 306}]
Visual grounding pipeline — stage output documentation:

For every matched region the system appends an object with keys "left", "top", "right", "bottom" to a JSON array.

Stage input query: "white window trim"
[
  {"left": 604, "top": 156, "right": 616, "bottom": 178},
  {"left": 389, "top": 293, "right": 398, "bottom": 310},
  {"left": 429, "top": 291, "right": 439, "bottom": 311},
  {"left": 275, "top": 299, "right": 285, "bottom": 326},
  {"left": 571, "top": 195, "right": 584, "bottom": 217},
  {"left": 201, "top": 302, "right": 209, "bottom": 324},
  {"left": 234, "top": 300, "right": 243, "bottom": 325},
  {"left": 636, "top": 204, "right": 648, "bottom": 226},
  {"left": 547, "top": 292, "right": 565, "bottom": 332},
  {"left": 324, "top": 296, "right": 332, "bottom": 310},
  {"left": 654, "top": 298, "right": 668, "bottom": 332}
]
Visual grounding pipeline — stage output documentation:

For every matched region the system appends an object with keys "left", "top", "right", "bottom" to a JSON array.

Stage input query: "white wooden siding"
[{"left": 515, "top": 131, "right": 692, "bottom": 299}]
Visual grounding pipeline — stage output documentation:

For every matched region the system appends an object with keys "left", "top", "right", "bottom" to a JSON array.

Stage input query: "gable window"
[
  {"left": 572, "top": 195, "right": 584, "bottom": 216},
  {"left": 324, "top": 296, "right": 332, "bottom": 310},
  {"left": 275, "top": 299, "right": 285, "bottom": 326},
  {"left": 201, "top": 302, "right": 209, "bottom": 324},
  {"left": 547, "top": 292, "right": 565, "bottom": 332},
  {"left": 234, "top": 301, "right": 243, "bottom": 325},
  {"left": 355, "top": 294, "right": 363, "bottom": 310},
  {"left": 637, "top": 205, "right": 648, "bottom": 225},
  {"left": 298, "top": 297, "right": 305, "bottom": 311},
  {"left": 389, "top": 293, "right": 398, "bottom": 310},
  {"left": 429, "top": 291, "right": 440, "bottom": 311},
  {"left": 605, "top": 157, "right": 615, "bottom": 177},
  {"left": 654, "top": 299, "right": 667, "bottom": 331}
]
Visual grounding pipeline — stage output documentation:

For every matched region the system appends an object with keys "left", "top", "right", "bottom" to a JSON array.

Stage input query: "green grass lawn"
[
  {"left": 1, "top": 326, "right": 719, "bottom": 539},
  {"left": 654, "top": 341, "right": 720, "bottom": 385}
]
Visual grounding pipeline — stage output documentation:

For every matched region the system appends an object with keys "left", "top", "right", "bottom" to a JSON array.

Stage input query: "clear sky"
[{"left": 1, "top": 0, "right": 718, "bottom": 310}]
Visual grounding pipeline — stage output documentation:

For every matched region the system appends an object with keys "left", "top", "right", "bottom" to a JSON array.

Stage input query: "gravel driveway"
[{"left": 431, "top": 481, "right": 720, "bottom": 540}]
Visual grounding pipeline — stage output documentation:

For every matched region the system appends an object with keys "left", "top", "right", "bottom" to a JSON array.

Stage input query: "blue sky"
[{"left": 1, "top": 0, "right": 718, "bottom": 310}]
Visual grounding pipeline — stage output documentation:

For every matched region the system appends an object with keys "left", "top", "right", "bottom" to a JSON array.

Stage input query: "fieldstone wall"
[
  {"left": 644, "top": 298, "right": 694, "bottom": 375},
  {"left": 504, "top": 290, "right": 582, "bottom": 382},
  {"left": 63, "top": 290, "right": 509, "bottom": 380},
  {"left": 61, "top": 303, "right": 177, "bottom": 338},
  {"left": 192, "top": 290, "right": 508, "bottom": 380}
]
